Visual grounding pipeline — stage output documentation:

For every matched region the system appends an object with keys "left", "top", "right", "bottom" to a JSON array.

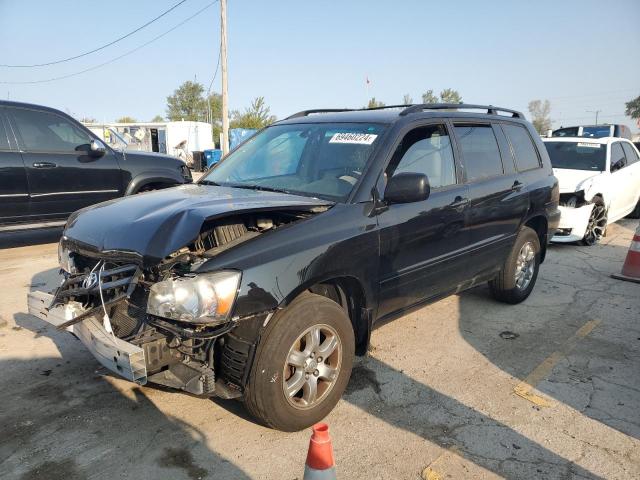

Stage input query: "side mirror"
[
  {"left": 385, "top": 172, "right": 430, "bottom": 204},
  {"left": 611, "top": 158, "right": 624, "bottom": 172},
  {"left": 89, "top": 139, "right": 106, "bottom": 157}
]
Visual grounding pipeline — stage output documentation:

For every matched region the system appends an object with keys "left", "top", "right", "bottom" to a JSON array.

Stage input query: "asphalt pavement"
[{"left": 0, "top": 220, "right": 638, "bottom": 479}]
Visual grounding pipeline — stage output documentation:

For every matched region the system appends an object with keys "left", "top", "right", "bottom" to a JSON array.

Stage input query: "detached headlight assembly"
[
  {"left": 147, "top": 271, "right": 241, "bottom": 325},
  {"left": 58, "top": 240, "right": 77, "bottom": 274}
]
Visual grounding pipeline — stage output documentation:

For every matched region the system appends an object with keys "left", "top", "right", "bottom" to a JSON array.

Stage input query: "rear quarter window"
[{"left": 502, "top": 124, "right": 541, "bottom": 171}]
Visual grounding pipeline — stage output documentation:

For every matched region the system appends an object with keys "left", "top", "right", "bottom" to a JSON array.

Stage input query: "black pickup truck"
[
  {"left": 29, "top": 103, "right": 560, "bottom": 431},
  {"left": 0, "top": 100, "right": 192, "bottom": 230}
]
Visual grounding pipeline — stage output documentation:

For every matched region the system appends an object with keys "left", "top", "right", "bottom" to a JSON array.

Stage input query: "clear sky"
[{"left": 1, "top": 0, "right": 639, "bottom": 131}]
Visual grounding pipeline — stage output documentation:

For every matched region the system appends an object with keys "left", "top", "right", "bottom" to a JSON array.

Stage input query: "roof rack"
[
  {"left": 399, "top": 103, "right": 524, "bottom": 118},
  {"left": 285, "top": 104, "right": 413, "bottom": 120}
]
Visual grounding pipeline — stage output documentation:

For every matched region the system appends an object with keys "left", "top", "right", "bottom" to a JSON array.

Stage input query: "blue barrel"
[{"left": 204, "top": 149, "right": 222, "bottom": 168}]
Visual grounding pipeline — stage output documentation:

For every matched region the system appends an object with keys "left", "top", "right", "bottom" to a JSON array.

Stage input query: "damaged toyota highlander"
[{"left": 29, "top": 104, "right": 560, "bottom": 431}]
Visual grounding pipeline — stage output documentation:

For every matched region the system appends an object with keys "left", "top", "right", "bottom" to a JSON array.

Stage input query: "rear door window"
[
  {"left": 621, "top": 142, "right": 639, "bottom": 165},
  {"left": 502, "top": 124, "right": 541, "bottom": 171},
  {"left": 0, "top": 114, "right": 10, "bottom": 150},
  {"left": 454, "top": 124, "right": 503, "bottom": 181}
]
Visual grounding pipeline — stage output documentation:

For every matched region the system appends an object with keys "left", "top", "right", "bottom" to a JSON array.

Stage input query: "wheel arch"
[
  {"left": 284, "top": 276, "right": 371, "bottom": 356},
  {"left": 125, "top": 174, "right": 182, "bottom": 195},
  {"left": 523, "top": 215, "right": 548, "bottom": 262}
]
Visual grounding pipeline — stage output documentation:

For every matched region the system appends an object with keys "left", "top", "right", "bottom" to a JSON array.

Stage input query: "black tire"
[
  {"left": 580, "top": 196, "right": 607, "bottom": 246},
  {"left": 244, "top": 292, "right": 355, "bottom": 431},
  {"left": 627, "top": 198, "right": 640, "bottom": 219},
  {"left": 489, "top": 226, "right": 541, "bottom": 304}
]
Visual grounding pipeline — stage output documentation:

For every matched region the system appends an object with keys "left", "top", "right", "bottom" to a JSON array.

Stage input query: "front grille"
[{"left": 55, "top": 258, "right": 139, "bottom": 308}]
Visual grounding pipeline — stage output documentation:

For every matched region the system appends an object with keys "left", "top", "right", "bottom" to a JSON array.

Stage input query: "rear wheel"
[
  {"left": 489, "top": 226, "right": 541, "bottom": 304},
  {"left": 581, "top": 197, "right": 607, "bottom": 246},
  {"left": 244, "top": 292, "right": 354, "bottom": 431}
]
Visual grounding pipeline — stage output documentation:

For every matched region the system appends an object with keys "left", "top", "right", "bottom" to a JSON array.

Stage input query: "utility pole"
[
  {"left": 220, "top": 0, "right": 229, "bottom": 155},
  {"left": 587, "top": 109, "right": 601, "bottom": 125}
]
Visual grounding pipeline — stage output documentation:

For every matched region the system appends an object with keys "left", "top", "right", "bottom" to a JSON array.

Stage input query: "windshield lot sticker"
[
  {"left": 577, "top": 143, "right": 601, "bottom": 148},
  {"left": 329, "top": 133, "right": 378, "bottom": 145}
]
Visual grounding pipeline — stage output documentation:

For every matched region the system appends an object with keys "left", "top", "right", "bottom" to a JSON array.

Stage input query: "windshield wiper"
[
  {"left": 199, "top": 179, "right": 221, "bottom": 186},
  {"left": 224, "top": 183, "right": 295, "bottom": 195}
]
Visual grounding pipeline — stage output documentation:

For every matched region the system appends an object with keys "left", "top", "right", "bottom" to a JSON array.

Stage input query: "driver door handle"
[
  {"left": 512, "top": 180, "right": 524, "bottom": 191},
  {"left": 33, "top": 162, "right": 57, "bottom": 169}
]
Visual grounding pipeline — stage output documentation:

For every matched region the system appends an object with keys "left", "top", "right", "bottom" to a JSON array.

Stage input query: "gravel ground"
[{"left": 0, "top": 219, "right": 638, "bottom": 480}]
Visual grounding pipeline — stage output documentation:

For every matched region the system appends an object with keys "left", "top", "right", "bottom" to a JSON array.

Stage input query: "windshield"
[
  {"left": 544, "top": 141, "right": 606, "bottom": 171},
  {"left": 201, "top": 122, "right": 386, "bottom": 201}
]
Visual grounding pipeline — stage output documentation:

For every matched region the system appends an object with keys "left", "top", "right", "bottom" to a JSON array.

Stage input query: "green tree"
[
  {"left": 151, "top": 115, "right": 164, "bottom": 122},
  {"left": 230, "top": 97, "right": 276, "bottom": 129},
  {"left": 207, "top": 92, "right": 223, "bottom": 141},
  {"left": 166, "top": 80, "right": 207, "bottom": 121},
  {"left": 366, "top": 97, "right": 385, "bottom": 108},
  {"left": 625, "top": 95, "right": 640, "bottom": 119},
  {"left": 528, "top": 99, "right": 552, "bottom": 134},
  {"left": 421, "top": 88, "right": 463, "bottom": 104},
  {"left": 439, "top": 88, "right": 462, "bottom": 104},
  {"left": 402, "top": 94, "right": 413, "bottom": 105},
  {"left": 421, "top": 89, "right": 438, "bottom": 104},
  {"left": 116, "top": 116, "right": 137, "bottom": 123}
]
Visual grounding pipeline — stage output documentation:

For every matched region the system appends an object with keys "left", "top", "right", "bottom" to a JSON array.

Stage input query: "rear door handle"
[
  {"left": 33, "top": 162, "right": 57, "bottom": 169},
  {"left": 449, "top": 196, "right": 469, "bottom": 208},
  {"left": 512, "top": 180, "right": 524, "bottom": 191}
]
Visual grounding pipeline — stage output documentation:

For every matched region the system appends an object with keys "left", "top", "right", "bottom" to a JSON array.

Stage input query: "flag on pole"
[{"left": 366, "top": 76, "right": 371, "bottom": 86}]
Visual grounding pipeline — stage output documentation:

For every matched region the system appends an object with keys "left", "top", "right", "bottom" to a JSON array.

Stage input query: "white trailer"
[{"left": 85, "top": 121, "right": 214, "bottom": 166}]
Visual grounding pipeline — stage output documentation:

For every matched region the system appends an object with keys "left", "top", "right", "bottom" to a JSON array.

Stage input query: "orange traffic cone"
[
  {"left": 611, "top": 222, "right": 640, "bottom": 283},
  {"left": 303, "top": 423, "right": 337, "bottom": 480}
]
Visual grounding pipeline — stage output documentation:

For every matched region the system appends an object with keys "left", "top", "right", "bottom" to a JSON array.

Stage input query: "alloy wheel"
[
  {"left": 283, "top": 324, "right": 342, "bottom": 410},
  {"left": 583, "top": 204, "right": 607, "bottom": 245},
  {"left": 514, "top": 241, "right": 536, "bottom": 290}
]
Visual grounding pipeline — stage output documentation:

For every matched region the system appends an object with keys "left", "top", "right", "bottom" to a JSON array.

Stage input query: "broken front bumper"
[
  {"left": 27, "top": 291, "right": 147, "bottom": 384},
  {"left": 551, "top": 204, "right": 594, "bottom": 243}
]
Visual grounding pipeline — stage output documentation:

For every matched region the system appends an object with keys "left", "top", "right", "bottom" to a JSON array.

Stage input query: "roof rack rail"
[
  {"left": 399, "top": 103, "right": 524, "bottom": 118},
  {"left": 285, "top": 104, "right": 413, "bottom": 120},
  {"left": 285, "top": 109, "right": 353, "bottom": 120}
]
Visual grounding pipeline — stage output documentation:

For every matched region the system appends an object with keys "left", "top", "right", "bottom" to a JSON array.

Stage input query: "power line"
[
  {"left": 206, "top": 44, "right": 222, "bottom": 96},
  {"left": 0, "top": 1, "right": 218, "bottom": 85},
  {"left": 0, "top": 0, "right": 189, "bottom": 68}
]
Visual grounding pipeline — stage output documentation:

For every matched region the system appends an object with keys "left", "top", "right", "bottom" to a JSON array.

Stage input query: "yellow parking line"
[
  {"left": 513, "top": 319, "right": 600, "bottom": 407},
  {"left": 421, "top": 446, "right": 460, "bottom": 480}
]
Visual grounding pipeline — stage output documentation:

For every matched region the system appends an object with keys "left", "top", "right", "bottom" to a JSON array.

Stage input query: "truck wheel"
[
  {"left": 244, "top": 292, "right": 355, "bottom": 431},
  {"left": 489, "top": 226, "right": 541, "bottom": 304}
]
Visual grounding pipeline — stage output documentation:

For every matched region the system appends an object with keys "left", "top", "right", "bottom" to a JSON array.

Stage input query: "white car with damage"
[{"left": 543, "top": 137, "right": 640, "bottom": 244}]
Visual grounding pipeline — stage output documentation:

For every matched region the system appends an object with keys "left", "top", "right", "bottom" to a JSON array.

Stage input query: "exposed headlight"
[
  {"left": 58, "top": 241, "right": 77, "bottom": 274},
  {"left": 147, "top": 271, "right": 241, "bottom": 325}
]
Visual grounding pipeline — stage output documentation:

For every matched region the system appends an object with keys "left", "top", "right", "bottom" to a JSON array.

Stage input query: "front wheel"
[
  {"left": 244, "top": 292, "right": 354, "bottom": 431},
  {"left": 489, "top": 226, "right": 541, "bottom": 304},
  {"left": 581, "top": 199, "right": 607, "bottom": 246}
]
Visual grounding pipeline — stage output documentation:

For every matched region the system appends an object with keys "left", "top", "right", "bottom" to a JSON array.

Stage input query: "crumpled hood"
[
  {"left": 63, "top": 184, "right": 332, "bottom": 265},
  {"left": 552, "top": 168, "right": 602, "bottom": 194}
]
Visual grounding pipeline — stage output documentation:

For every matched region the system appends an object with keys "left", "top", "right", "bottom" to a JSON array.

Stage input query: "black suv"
[
  {"left": 0, "top": 100, "right": 192, "bottom": 229},
  {"left": 29, "top": 104, "right": 560, "bottom": 431}
]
